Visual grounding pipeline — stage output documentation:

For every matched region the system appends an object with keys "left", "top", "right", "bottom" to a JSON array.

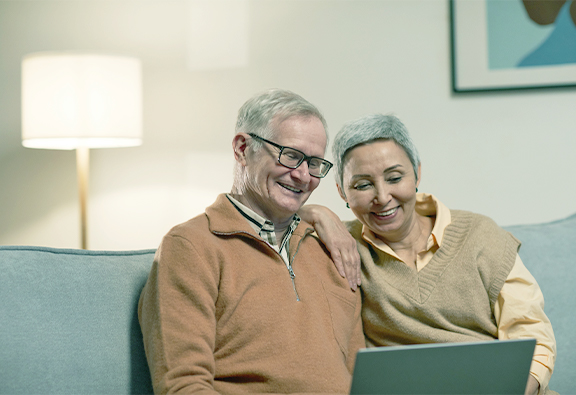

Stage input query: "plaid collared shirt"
[{"left": 226, "top": 194, "right": 301, "bottom": 268}]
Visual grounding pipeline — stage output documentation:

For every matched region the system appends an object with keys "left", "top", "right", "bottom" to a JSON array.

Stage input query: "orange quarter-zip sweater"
[{"left": 139, "top": 194, "right": 365, "bottom": 394}]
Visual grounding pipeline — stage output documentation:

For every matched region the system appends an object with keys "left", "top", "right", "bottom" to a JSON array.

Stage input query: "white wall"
[{"left": 0, "top": 0, "right": 574, "bottom": 250}]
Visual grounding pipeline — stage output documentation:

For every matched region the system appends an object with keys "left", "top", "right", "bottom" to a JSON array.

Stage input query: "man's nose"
[{"left": 290, "top": 160, "right": 311, "bottom": 183}]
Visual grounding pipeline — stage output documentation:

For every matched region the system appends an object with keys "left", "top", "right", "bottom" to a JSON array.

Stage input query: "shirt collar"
[{"left": 226, "top": 194, "right": 301, "bottom": 250}]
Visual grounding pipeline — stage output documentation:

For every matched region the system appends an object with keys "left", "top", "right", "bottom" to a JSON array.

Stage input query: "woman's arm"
[
  {"left": 495, "top": 254, "right": 556, "bottom": 395},
  {"left": 299, "top": 204, "right": 361, "bottom": 290}
]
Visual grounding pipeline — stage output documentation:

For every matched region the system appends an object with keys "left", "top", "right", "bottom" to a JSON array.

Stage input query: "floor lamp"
[{"left": 21, "top": 52, "right": 143, "bottom": 249}]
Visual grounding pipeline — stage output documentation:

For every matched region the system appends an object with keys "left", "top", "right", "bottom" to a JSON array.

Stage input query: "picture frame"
[{"left": 450, "top": 0, "right": 576, "bottom": 92}]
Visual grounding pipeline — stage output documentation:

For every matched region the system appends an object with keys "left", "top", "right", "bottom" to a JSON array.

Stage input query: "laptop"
[{"left": 350, "top": 338, "right": 536, "bottom": 395}]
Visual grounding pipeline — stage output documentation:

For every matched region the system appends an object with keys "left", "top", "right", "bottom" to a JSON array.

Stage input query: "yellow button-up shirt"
[{"left": 362, "top": 193, "right": 556, "bottom": 393}]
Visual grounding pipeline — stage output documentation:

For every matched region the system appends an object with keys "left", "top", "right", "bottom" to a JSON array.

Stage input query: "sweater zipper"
[
  {"left": 287, "top": 231, "right": 310, "bottom": 302},
  {"left": 287, "top": 264, "right": 300, "bottom": 301}
]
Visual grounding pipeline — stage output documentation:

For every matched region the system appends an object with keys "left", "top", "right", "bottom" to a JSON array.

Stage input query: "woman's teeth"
[{"left": 375, "top": 207, "right": 397, "bottom": 216}]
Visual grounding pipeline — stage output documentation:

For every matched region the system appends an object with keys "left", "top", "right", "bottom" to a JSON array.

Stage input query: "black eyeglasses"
[{"left": 248, "top": 133, "right": 333, "bottom": 178}]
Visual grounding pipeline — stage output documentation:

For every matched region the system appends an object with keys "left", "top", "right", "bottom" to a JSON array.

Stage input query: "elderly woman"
[{"left": 303, "top": 114, "right": 556, "bottom": 395}]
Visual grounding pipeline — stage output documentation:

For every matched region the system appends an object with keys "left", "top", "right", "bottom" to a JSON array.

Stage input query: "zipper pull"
[{"left": 288, "top": 266, "right": 300, "bottom": 301}]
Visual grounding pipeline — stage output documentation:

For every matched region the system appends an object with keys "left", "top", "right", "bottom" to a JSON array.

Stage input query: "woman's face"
[{"left": 339, "top": 139, "right": 420, "bottom": 243}]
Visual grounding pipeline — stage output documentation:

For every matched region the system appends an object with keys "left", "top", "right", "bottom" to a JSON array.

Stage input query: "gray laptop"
[{"left": 350, "top": 338, "right": 536, "bottom": 395}]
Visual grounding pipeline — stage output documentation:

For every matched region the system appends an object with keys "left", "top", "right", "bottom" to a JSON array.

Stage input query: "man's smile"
[{"left": 278, "top": 182, "right": 303, "bottom": 193}]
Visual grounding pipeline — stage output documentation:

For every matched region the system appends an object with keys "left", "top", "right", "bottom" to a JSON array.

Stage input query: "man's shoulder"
[
  {"left": 164, "top": 193, "right": 242, "bottom": 241},
  {"left": 295, "top": 230, "right": 360, "bottom": 293},
  {"left": 166, "top": 212, "right": 211, "bottom": 240}
]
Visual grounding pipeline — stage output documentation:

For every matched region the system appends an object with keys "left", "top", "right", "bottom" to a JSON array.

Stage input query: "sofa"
[{"left": 1, "top": 212, "right": 574, "bottom": 394}]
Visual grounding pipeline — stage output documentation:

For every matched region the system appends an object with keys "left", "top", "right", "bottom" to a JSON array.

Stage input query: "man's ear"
[{"left": 232, "top": 133, "right": 249, "bottom": 166}]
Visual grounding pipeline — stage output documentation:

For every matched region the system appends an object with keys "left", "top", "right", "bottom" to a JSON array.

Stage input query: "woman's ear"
[
  {"left": 337, "top": 183, "right": 347, "bottom": 202},
  {"left": 232, "top": 133, "right": 249, "bottom": 166},
  {"left": 416, "top": 163, "right": 422, "bottom": 189}
]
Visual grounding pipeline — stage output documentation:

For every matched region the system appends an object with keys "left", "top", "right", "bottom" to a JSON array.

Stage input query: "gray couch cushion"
[
  {"left": 505, "top": 213, "right": 576, "bottom": 394},
  {"left": 0, "top": 246, "right": 155, "bottom": 395}
]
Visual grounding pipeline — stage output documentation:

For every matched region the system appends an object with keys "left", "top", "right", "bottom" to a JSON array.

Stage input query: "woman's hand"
[{"left": 299, "top": 204, "right": 361, "bottom": 290}]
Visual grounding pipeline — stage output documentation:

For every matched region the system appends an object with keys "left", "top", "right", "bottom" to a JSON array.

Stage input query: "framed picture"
[{"left": 450, "top": 0, "right": 576, "bottom": 92}]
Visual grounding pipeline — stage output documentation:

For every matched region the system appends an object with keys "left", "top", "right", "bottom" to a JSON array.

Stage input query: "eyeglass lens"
[{"left": 279, "top": 148, "right": 329, "bottom": 177}]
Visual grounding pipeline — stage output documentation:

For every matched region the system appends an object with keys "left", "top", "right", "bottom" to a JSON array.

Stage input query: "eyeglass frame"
[{"left": 247, "top": 133, "right": 333, "bottom": 178}]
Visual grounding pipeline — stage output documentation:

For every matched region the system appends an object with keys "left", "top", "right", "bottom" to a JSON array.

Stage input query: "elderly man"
[{"left": 138, "top": 89, "right": 364, "bottom": 394}]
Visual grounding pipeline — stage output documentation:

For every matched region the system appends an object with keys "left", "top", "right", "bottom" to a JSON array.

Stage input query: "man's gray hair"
[
  {"left": 332, "top": 114, "right": 420, "bottom": 190},
  {"left": 235, "top": 88, "right": 328, "bottom": 146}
]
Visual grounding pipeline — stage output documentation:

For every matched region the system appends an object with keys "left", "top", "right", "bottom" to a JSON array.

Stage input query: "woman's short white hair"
[{"left": 332, "top": 113, "right": 420, "bottom": 190}]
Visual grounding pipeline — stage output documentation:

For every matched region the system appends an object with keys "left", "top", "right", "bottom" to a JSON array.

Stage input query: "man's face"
[{"left": 242, "top": 115, "right": 327, "bottom": 224}]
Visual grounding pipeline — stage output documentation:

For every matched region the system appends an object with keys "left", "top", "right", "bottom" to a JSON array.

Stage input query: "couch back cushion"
[
  {"left": 504, "top": 213, "right": 576, "bottom": 394},
  {"left": 0, "top": 246, "right": 156, "bottom": 395}
]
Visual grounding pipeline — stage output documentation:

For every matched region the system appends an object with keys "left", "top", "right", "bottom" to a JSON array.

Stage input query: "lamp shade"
[{"left": 22, "top": 52, "right": 142, "bottom": 150}]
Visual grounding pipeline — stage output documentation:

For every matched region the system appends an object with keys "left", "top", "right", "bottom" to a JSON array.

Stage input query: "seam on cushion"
[{"left": 0, "top": 245, "right": 156, "bottom": 256}]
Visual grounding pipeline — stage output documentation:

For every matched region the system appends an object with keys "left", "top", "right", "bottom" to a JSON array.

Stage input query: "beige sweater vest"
[{"left": 347, "top": 210, "right": 520, "bottom": 347}]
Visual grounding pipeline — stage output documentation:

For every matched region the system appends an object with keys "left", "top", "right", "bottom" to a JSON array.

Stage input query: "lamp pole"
[{"left": 76, "top": 147, "right": 90, "bottom": 250}]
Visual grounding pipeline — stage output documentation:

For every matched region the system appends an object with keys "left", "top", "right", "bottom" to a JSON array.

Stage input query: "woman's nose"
[{"left": 373, "top": 184, "right": 389, "bottom": 204}]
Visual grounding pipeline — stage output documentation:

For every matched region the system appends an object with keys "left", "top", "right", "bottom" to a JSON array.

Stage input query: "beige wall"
[{"left": 1, "top": 0, "right": 574, "bottom": 250}]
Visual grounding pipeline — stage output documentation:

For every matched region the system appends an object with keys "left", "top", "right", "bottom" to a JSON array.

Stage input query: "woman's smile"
[{"left": 372, "top": 206, "right": 399, "bottom": 219}]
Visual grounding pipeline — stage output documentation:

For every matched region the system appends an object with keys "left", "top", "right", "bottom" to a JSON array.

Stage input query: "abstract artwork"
[{"left": 451, "top": 0, "right": 576, "bottom": 92}]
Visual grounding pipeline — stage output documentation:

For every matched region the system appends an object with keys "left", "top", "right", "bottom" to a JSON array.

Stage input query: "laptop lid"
[{"left": 350, "top": 338, "right": 536, "bottom": 395}]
